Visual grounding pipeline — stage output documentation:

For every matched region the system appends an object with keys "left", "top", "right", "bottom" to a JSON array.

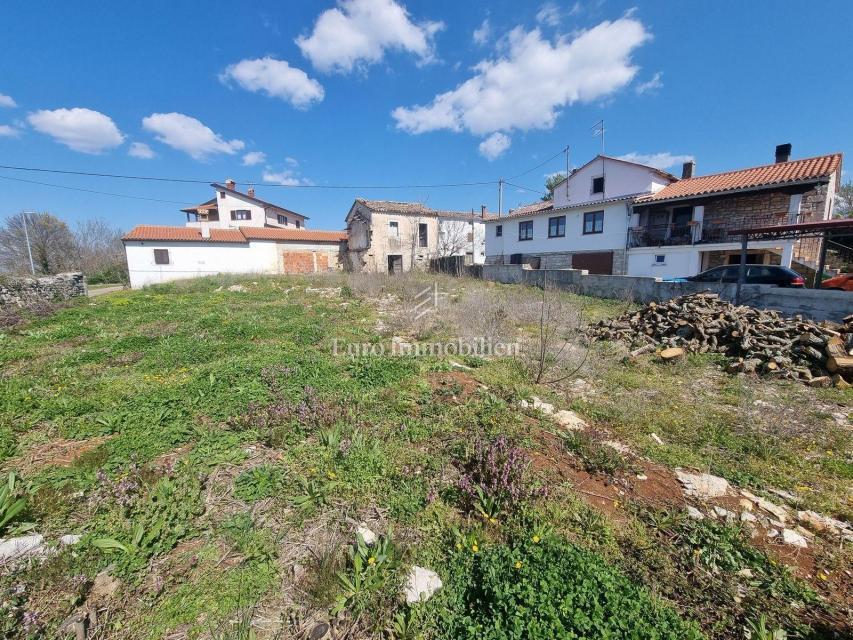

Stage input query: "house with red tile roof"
[
  {"left": 122, "top": 180, "right": 347, "bottom": 288},
  {"left": 484, "top": 145, "right": 842, "bottom": 282},
  {"left": 626, "top": 145, "right": 842, "bottom": 280}
]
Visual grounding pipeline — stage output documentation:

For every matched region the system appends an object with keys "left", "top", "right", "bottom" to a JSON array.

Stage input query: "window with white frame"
[
  {"left": 231, "top": 210, "right": 251, "bottom": 221},
  {"left": 654, "top": 254, "right": 666, "bottom": 264},
  {"left": 389, "top": 220, "right": 399, "bottom": 237}
]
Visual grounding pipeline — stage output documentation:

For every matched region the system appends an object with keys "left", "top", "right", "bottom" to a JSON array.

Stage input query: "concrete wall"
[
  {"left": 482, "top": 264, "right": 853, "bottom": 322},
  {"left": 125, "top": 239, "right": 341, "bottom": 288},
  {"left": 0, "top": 272, "right": 87, "bottom": 306}
]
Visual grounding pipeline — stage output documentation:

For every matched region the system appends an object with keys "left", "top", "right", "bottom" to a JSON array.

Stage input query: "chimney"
[
  {"left": 200, "top": 222, "right": 210, "bottom": 239},
  {"left": 247, "top": 186, "right": 255, "bottom": 198},
  {"left": 480, "top": 204, "right": 487, "bottom": 218},
  {"left": 681, "top": 161, "right": 695, "bottom": 179},
  {"left": 225, "top": 178, "right": 236, "bottom": 190},
  {"left": 775, "top": 143, "right": 792, "bottom": 164}
]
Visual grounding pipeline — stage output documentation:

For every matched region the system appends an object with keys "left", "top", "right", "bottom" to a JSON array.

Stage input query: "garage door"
[{"left": 572, "top": 251, "right": 613, "bottom": 275}]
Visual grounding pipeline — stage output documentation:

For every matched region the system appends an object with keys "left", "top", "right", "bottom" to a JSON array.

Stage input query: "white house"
[
  {"left": 123, "top": 181, "right": 345, "bottom": 288},
  {"left": 485, "top": 155, "right": 675, "bottom": 273},
  {"left": 346, "top": 199, "right": 491, "bottom": 273},
  {"left": 123, "top": 226, "right": 347, "bottom": 289},
  {"left": 183, "top": 179, "right": 308, "bottom": 230}
]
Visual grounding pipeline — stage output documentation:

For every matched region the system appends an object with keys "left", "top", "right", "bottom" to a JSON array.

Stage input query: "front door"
[{"left": 387, "top": 254, "right": 403, "bottom": 275}]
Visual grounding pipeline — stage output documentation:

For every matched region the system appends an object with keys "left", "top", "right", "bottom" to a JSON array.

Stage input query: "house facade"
[
  {"left": 485, "top": 155, "right": 676, "bottom": 273},
  {"left": 122, "top": 226, "right": 347, "bottom": 289},
  {"left": 123, "top": 182, "right": 345, "bottom": 288},
  {"left": 345, "top": 199, "right": 490, "bottom": 273},
  {"left": 182, "top": 179, "right": 308, "bottom": 230},
  {"left": 626, "top": 146, "right": 842, "bottom": 281}
]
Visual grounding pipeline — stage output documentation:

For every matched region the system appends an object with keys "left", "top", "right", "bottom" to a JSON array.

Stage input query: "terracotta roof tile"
[
  {"left": 506, "top": 200, "right": 553, "bottom": 217},
  {"left": 637, "top": 153, "right": 842, "bottom": 203},
  {"left": 356, "top": 199, "right": 497, "bottom": 220},
  {"left": 122, "top": 225, "right": 346, "bottom": 243}
]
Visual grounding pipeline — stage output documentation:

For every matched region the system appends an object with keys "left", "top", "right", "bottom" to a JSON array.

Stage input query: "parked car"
[
  {"left": 665, "top": 264, "right": 806, "bottom": 287},
  {"left": 820, "top": 273, "right": 853, "bottom": 291}
]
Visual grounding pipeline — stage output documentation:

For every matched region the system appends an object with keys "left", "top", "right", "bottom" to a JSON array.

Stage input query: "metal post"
[
  {"left": 814, "top": 230, "right": 829, "bottom": 289},
  {"left": 21, "top": 211, "right": 36, "bottom": 275},
  {"left": 736, "top": 236, "right": 748, "bottom": 304}
]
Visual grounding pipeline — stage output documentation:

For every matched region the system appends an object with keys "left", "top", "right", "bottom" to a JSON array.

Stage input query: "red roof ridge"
[{"left": 677, "top": 152, "right": 842, "bottom": 183}]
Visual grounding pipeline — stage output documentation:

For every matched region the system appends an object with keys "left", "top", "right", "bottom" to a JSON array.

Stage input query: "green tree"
[
  {"left": 542, "top": 173, "right": 567, "bottom": 201},
  {"left": 834, "top": 180, "right": 853, "bottom": 218},
  {"left": 0, "top": 211, "right": 77, "bottom": 275}
]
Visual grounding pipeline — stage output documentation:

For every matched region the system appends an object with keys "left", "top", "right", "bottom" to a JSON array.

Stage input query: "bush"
[{"left": 435, "top": 535, "right": 703, "bottom": 640}]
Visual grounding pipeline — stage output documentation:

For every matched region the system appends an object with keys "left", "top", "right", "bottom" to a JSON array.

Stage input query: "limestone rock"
[
  {"left": 552, "top": 410, "right": 587, "bottom": 431},
  {"left": 686, "top": 506, "right": 705, "bottom": 520},
  {"left": 0, "top": 534, "right": 45, "bottom": 561},
  {"left": 356, "top": 524, "right": 377, "bottom": 546},
  {"left": 781, "top": 528, "right": 808, "bottom": 548},
  {"left": 676, "top": 471, "right": 730, "bottom": 498},
  {"left": 404, "top": 566, "right": 443, "bottom": 604},
  {"left": 227, "top": 284, "right": 246, "bottom": 292}
]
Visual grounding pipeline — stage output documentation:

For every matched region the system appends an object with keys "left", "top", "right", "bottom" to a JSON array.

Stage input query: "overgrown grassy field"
[{"left": 0, "top": 274, "right": 850, "bottom": 639}]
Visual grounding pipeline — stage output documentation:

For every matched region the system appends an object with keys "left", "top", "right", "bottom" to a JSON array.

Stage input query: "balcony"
[
  {"left": 388, "top": 236, "right": 403, "bottom": 251},
  {"left": 628, "top": 224, "right": 695, "bottom": 248}
]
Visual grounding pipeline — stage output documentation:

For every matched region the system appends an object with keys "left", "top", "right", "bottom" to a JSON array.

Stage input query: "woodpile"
[{"left": 590, "top": 293, "right": 853, "bottom": 384}]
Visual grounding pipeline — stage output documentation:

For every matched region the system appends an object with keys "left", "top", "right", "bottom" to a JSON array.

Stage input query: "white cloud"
[
  {"left": 536, "top": 2, "right": 560, "bottom": 27},
  {"left": 262, "top": 168, "right": 313, "bottom": 186},
  {"left": 27, "top": 107, "right": 124, "bottom": 154},
  {"left": 220, "top": 57, "right": 324, "bottom": 108},
  {"left": 618, "top": 152, "right": 694, "bottom": 170},
  {"left": 242, "top": 151, "right": 267, "bottom": 166},
  {"left": 296, "top": 0, "right": 444, "bottom": 73},
  {"left": 635, "top": 71, "right": 663, "bottom": 95},
  {"left": 142, "top": 112, "right": 244, "bottom": 160},
  {"left": 392, "top": 18, "right": 650, "bottom": 140},
  {"left": 478, "top": 132, "right": 511, "bottom": 160},
  {"left": 285, "top": 156, "right": 299, "bottom": 167},
  {"left": 0, "top": 125, "right": 21, "bottom": 137},
  {"left": 128, "top": 142, "right": 155, "bottom": 159},
  {"left": 473, "top": 18, "right": 491, "bottom": 45},
  {"left": 0, "top": 94, "right": 16, "bottom": 108}
]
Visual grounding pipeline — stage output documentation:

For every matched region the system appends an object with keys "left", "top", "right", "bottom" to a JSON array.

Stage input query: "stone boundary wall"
[
  {"left": 482, "top": 265, "right": 853, "bottom": 323},
  {"left": 0, "top": 272, "right": 87, "bottom": 307}
]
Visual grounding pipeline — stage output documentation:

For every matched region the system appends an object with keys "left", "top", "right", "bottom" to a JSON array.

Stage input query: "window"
[
  {"left": 583, "top": 211, "right": 604, "bottom": 234},
  {"left": 295, "top": 220, "right": 301, "bottom": 228},
  {"left": 496, "top": 224, "right": 503, "bottom": 237},
  {"left": 592, "top": 176, "right": 605, "bottom": 194},
  {"left": 654, "top": 254, "right": 666, "bottom": 264},
  {"left": 548, "top": 215, "right": 566, "bottom": 238},
  {"left": 518, "top": 220, "right": 534, "bottom": 241},
  {"left": 154, "top": 249, "right": 170, "bottom": 265},
  {"left": 277, "top": 214, "right": 288, "bottom": 225},
  {"left": 389, "top": 220, "right": 400, "bottom": 237},
  {"left": 418, "top": 223, "right": 428, "bottom": 247},
  {"left": 219, "top": 191, "right": 226, "bottom": 199},
  {"left": 672, "top": 206, "right": 693, "bottom": 227},
  {"left": 231, "top": 209, "right": 251, "bottom": 221}
]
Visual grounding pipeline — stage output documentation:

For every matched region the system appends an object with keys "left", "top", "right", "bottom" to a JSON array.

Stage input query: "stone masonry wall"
[
  {"left": 484, "top": 249, "right": 627, "bottom": 275},
  {"left": 0, "top": 272, "right": 87, "bottom": 307}
]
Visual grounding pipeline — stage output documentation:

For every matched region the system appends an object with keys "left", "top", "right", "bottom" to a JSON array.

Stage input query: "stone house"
[
  {"left": 627, "top": 145, "right": 842, "bottom": 279},
  {"left": 345, "top": 199, "right": 491, "bottom": 273}
]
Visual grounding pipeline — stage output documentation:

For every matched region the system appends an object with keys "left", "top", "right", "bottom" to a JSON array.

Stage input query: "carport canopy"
[{"left": 729, "top": 218, "right": 853, "bottom": 298}]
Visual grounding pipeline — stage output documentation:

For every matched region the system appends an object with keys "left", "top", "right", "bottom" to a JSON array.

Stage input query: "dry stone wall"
[{"left": 0, "top": 272, "right": 87, "bottom": 307}]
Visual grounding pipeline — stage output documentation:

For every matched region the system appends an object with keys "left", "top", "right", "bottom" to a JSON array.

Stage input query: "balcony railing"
[
  {"left": 388, "top": 236, "right": 403, "bottom": 251},
  {"left": 628, "top": 224, "right": 694, "bottom": 248}
]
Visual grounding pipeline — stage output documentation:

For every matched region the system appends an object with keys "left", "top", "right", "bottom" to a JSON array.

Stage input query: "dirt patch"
[
  {"left": 13, "top": 435, "right": 113, "bottom": 475},
  {"left": 428, "top": 370, "right": 480, "bottom": 402}
]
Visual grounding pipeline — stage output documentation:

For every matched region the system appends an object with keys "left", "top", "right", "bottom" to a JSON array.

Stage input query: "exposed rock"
[
  {"left": 552, "top": 409, "right": 587, "bottom": 431},
  {"left": 738, "top": 498, "right": 754, "bottom": 512},
  {"left": 754, "top": 497, "right": 788, "bottom": 523},
  {"left": 796, "top": 510, "right": 851, "bottom": 538},
  {"left": 404, "top": 566, "right": 443, "bottom": 604},
  {"left": 356, "top": 524, "right": 377, "bottom": 546},
  {"left": 0, "top": 534, "right": 45, "bottom": 561},
  {"left": 736, "top": 568, "right": 754, "bottom": 578},
  {"left": 309, "top": 622, "right": 330, "bottom": 640},
  {"left": 781, "top": 528, "right": 808, "bottom": 548},
  {"left": 686, "top": 506, "right": 705, "bottom": 520},
  {"left": 603, "top": 440, "right": 632, "bottom": 455},
  {"left": 60, "top": 534, "right": 82, "bottom": 546},
  {"left": 650, "top": 432, "right": 665, "bottom": 446},
  {"left": 89, "top": 571, "right": 121, "bottom": 602},
  {"left": 740, "top": 511, "right": 758, "bottom": 523},
  {"left": 635, "top": 473, "right": 648, "bottom": 481},
  {"left": 767, "top": 529, "right": 779, "bottom": 538},
  {"left": 227, "top": 284, "right": 246, "bottom": 292},
  {"left": 713, "top": 506, "right": 736, "bottom": 520},
  {"left": 676, "top": 471, "right": 730, "bottom": 498}
]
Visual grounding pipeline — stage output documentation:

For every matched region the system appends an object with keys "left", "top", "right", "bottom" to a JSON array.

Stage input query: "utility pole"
[
  {"left": 21, "top": 210, "right": 36, "bottom": 275},
  {"left": 498, "top": 178, "right": 504, "bottom": 217}
]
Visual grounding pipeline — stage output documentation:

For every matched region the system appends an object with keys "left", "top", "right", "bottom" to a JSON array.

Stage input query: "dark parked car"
[{"left": 666, "top": 264, "right": 806, "bottom": 287}]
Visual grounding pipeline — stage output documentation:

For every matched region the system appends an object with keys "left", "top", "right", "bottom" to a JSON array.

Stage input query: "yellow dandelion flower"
[
  {"left": 471, "top": 544, "right": 479, "bottom": 553},
  {"left": 367, "top": 557, "right": 376, "bottom": 565},
  {"left": 489, "top": 517, "right": 498, "bottom": 524},
  {"left": 818, "top": 572, "right": 828, "bottom": 581},
  {"left": 532, "top": 535, "right": 540, "bottom": 544},
  {"left": 455, "top": 542, "right": 462, "bottom": 550},
  {"left": 514, "top": 561, "right": 522, "bottom": 569},
  {"left": 327, "top": 471, "right": 337, "bottom": 480}
]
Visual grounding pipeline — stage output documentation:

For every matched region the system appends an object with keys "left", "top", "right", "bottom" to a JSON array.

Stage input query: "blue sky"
[{"left": 1, "top": 0, "right": 851, "bottom": 231}]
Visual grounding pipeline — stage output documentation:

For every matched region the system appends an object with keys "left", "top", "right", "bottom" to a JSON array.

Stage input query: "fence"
[{"left": 482, "top": 264, "right": 853, "bottom": 323}]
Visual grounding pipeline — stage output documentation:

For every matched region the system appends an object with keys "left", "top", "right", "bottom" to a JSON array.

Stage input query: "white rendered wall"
[{"left": 552, "top": 158, "right": 671, "bottom": 209}]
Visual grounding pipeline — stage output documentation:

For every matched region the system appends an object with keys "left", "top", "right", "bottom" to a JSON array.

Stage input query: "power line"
[
  {"left": 504, "top": 180, "right": 547, "bottom": 196},
  {"left": 0, "top": 174, "right": 196, "bottom": 205},
  {"left": 0, "top": 163, "right": 497, "bottom": 190},
  {"left": 508, "top": 148, "right": 566, "bottom": 181}
]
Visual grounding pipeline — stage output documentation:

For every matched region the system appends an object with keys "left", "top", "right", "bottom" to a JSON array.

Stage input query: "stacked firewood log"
[{"left": 589, "top": 293, "right": 853, "bottom": 386}]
